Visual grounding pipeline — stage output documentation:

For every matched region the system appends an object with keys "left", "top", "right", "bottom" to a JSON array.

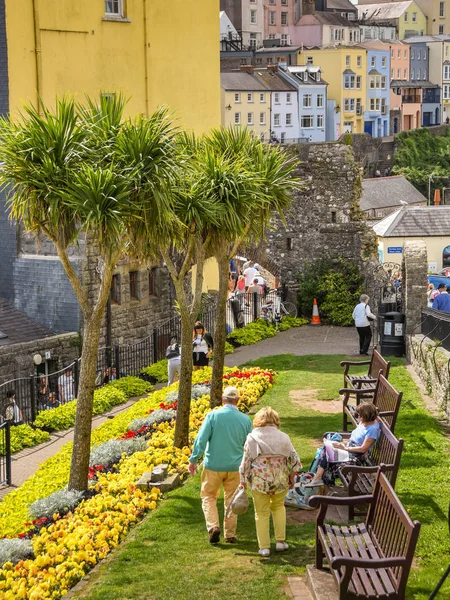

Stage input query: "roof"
[
  {"left": 373, "top": 205, "right": 450, "bottom": 237},
  {"left": 285, "top": 66, "right": 329, "bottom": 85},
  {"left": 390, "top": 79, "right": 439, "bottom": 88},
  {"left": 358, "top": 2, "right": 414, "bottom": 21},
  {"left": 404, "top": 35, "right": 450, "bottom": 44},
  {"left": 361, "top": 176, "right": 427, "bottom": 212},
  {"left": 368, "top": 69, "right": 382, "bottom": 75},
  {"left": 255, "top": 46, "right": 302, "bottom": 54},
  {"left": 0, "top": 297, "right": 54, "bottom": 346},
  {"left": 253, "top": 70, "right": 297, "bottom": 92},
  {"left": 326, "top": 0, "right": 358, "bottom": 11},
  {"left": 299, "top": 12, "right": 356, "bottom": 27},
  {"left": 220, "top": 72, "right": 268, "bottom": 91},
  {"left": 343, "top": 68, "right": 356, "bottom": 75}
]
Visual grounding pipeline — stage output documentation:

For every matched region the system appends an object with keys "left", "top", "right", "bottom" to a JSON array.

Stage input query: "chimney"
[
  {"left": 434, "top": 189, "right": 441, "bottom": 205},
  {"left": 240, "top": 65, "right": 254, "bottom": 73},
  {"left": 302, "top": 0, "right": 315, "bottom": 16},
  {"left": 268, "top": 64, "right": 278, "bottom": 73}
]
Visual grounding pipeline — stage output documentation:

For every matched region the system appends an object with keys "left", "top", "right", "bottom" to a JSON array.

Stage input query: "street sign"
[{"left": 387, "top": 247, "right": 403, "bottom": 254}]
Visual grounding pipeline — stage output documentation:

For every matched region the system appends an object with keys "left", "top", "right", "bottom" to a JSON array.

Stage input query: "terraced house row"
[{"left": 220, "top": 0, "right": 450, "bottom": 138}]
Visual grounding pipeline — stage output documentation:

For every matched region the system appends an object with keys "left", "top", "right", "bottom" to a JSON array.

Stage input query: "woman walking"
[
  {"left": 240, "top": 407, "right": 301, "bottom": 557},
  {"left": 192, "top": 321, "right": 214, "bottom": 371}
]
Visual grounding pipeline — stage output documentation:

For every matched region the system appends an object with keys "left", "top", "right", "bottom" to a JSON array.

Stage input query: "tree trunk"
[
  {"left": 210, "top": 252, "right": 230, "bottom": 408},
  {"left": 173, "top": 309, "right": 194, "bottom": 448}
]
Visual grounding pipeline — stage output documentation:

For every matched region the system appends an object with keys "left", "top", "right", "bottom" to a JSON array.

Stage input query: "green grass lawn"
[{"left": 74, "top": 355, "right": 450, "bottom": 600}]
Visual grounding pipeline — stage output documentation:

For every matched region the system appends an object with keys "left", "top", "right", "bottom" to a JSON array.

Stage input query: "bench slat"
[
  {"left": 340, "top": 525, "right": 378, "bottom": 596},
  {"left": 328, "top": 524, "right": 367, "bottom": 596},
  {"left": 350, "top": 524, "right": 396, "bottom": 596}
]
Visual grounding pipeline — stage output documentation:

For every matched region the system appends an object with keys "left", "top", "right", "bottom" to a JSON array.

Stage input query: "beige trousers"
[{"left": 200, "top": 468, "right": 240, "bottom": 538}]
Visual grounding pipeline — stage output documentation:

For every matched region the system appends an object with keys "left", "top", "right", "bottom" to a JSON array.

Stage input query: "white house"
[{"left": 220, "top": 11, "right": 239, "bottom": 41}]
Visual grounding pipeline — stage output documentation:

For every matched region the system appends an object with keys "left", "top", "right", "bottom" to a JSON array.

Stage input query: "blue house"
[
  {"left": 405, "top": 37, "right": 441, "bottom": 126},
  {"left": 279, "top": 65, "right": 329, "bottom": 142},
  {"left": 362, "top": 45, "right": 390, "bottom": 137}
]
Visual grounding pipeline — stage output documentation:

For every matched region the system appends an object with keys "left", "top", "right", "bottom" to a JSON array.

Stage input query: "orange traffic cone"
[{"left": 311, "top": 298, "right": 321, "bottom": 325}]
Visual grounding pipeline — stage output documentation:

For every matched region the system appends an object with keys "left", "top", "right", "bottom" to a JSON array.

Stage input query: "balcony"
[
  {"left": 422, "top": 91, "right": 441, "bottom": 104},
  {"left": 402, "top": 95, "right": 420, "bottom": 103}
]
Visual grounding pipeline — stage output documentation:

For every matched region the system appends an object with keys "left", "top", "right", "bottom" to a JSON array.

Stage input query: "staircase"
[{"left": 377, "top": 138, "right": 395, "bottom": 175}]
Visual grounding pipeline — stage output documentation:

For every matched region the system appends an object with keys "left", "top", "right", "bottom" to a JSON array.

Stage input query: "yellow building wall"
[
  {"left": 221, "top": 89, "right": 271, "bottom": 139},
  {"left": 398, "top": 3, "right": 427, "bottom": 39},
  {"left": 192, "top": 257, "right": 220, "bottom": 293},
  {"left": 415, "top": 0, "right": 450, "bottom": 35},
  {"left": 5, "top": 0, "right": 220, "bottom": 133},
  {"left": 298, "top": 48, "right": 366, "bottom": 135},
  {"left": 378, "top": 236, "right": 450, "bottom": 272}
]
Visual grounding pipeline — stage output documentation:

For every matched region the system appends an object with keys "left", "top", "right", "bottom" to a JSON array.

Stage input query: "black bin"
[
  {"left": 379, "top": 302, "right": 396, "bottom": 315},
  {"left": 230, "top": 298, "right": 244, "bottom": 329},
  {"left": 378, "top": 311, "right": 405, "bottom": 357}
]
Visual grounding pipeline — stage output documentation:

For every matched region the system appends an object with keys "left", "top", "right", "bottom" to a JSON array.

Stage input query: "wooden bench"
[
  {"left": 341, "top": 349, "right": 391, "bottom": 396},
  {"left": 337, "top": 420, "right": 403, "bottom": 520},
  {"left": 310, "top": 471, "right": 421, "bottom": 600},
  {"left": 340, "top": 374, "right": 403, "bottom": 434}
]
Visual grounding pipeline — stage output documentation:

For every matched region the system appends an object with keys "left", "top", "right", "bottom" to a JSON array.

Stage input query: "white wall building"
[{"left": 220, "top": 11, "right": 239, "bottom": 40}]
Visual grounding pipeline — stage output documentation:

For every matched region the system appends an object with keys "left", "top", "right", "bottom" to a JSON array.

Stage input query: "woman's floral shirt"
[{"left": 240, "top": 447, "right": 302, "bottom": 495}]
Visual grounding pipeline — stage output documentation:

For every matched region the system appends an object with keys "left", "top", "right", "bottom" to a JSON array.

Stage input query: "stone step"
[
  {"left": 287, "top": 576, "right": 314, "bottom": 600},
  {"left": 306, "top": 565, "right": 338, "bottom": 600}
]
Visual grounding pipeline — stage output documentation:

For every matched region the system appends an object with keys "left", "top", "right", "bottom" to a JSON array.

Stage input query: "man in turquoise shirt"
[{"left": 189, "top": 386, "right": 252, "bottom": 544}]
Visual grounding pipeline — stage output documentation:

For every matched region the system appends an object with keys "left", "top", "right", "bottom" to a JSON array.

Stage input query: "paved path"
[{"left": 1, "top": 325, "right": 358, "bottom": 501}]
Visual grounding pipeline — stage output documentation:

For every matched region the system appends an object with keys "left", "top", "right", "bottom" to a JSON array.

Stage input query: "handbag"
[{"left": 225, "top": 484, "right": 249, "bottom": 517}]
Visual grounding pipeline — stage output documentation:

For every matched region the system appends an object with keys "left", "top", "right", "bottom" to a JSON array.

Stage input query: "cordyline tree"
[
  {"left": 0, "top": 96, "right": 180, "bottom": 490},
  {"left": 204, "top": 128, "right": 300, "bottom": 408}
]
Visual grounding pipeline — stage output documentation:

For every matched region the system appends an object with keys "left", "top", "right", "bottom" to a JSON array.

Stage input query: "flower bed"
[{"left": 0, "top": 366, "right": 274, "bottom": 599}]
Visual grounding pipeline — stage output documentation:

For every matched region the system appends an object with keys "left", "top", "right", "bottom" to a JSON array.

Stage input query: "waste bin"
[
  {"left": 230, "top": 298, "right": 244, "bottom": 329},
  {"left": 378, "top": 302, "right": 396, "bottom": 315},
  {"left": 378, "top": 311, "right": 405, "bottom": 357}
]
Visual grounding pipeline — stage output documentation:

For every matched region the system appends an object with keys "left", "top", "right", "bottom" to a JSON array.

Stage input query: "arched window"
[{"left": 443, "top": 245, "right": 450, "bottom": 268}]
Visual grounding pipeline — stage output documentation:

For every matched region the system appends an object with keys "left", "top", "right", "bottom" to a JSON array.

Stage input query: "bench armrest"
[
  {"left": 339, "top": 387, "right": 376, "bottom": 396},
  {"left": 331, "top": 556, "right": 407, "bottom": 570},
  {"left": 339, "top": 464, "right": 381, "bottom": 477},
  {"left": 310, "top": 494, "right": 373, "bottom": 525},
  {"left": 340, "top": 360, "right": 371, "bottom": 367}
]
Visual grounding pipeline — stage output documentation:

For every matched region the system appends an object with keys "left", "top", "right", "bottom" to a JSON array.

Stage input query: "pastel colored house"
[
  {"left": 264, "top": 0, "right": 297, "bottom": 47},
  {"left": 362, "top": 45, "right": 391, "bottom": 136},
  {"left": 357, "top": 1, "right": 427, "bottom": 40},
  {"left": 220, "top": 0, "right": 264, "bottom": 49},
  {"left": 291, "top": 12, "right": 362, "bottom": 46},
  {"left": 280, "top": 65, "right": 329, "bottom": 141},
  {"left": 414, "top": 0, "right": 450, "bottom": 35},
  {"left": 405, "top": 37, "right": 442, "bottom": 125}
]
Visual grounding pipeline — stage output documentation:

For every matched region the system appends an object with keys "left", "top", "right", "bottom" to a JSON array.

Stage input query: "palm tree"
[
  {"left": 0, "top": 97, "right": 179, "bottom": 490},
  {"left": 204, "top": 128, "right": 300, "bottom": 407}
]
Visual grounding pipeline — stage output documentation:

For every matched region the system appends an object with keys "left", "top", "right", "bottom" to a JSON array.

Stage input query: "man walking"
[
  {"left": 432, "top": 283, "right": 450, "bottom": 313},
  {"left": 352, "top": 294, "right": 376, "bottom": 355},
  {"left": 188, "top": 386, "right": 252, "bottom": 544}
]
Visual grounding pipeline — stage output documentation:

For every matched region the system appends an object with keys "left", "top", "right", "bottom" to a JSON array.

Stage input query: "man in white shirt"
[
  {"left": 243, "top": 261, "right": 257, "bottom": 290},
  {"left": 58, "top": 367, "right": 75, "bottom": 403},
  {"left": 352, "top": 294, "right": 376, "bottom": 355}
]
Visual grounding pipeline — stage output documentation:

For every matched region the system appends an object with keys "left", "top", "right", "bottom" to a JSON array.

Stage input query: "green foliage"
[
  {"left": 227, "top": 320, "right": 277, "bottom": 346},
  {"left": 277, "top": 316, "right": 308, "bottom": 331},
  {"left": 393, "top": 128, "right": 450, "bottom": 195},
  {"left": 7, "top": 424, "right": 50, "bottom": 455},
  {"left": 141, "top": 359, "right": 169, "bottom": 384},
  {"left": 298, "top": 259, "right": 364, "bottom": 326},
  {"left": 109, "top": 376, "right": 153, "bottom": 398}
]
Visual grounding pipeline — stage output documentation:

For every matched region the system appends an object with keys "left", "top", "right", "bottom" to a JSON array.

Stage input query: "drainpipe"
[
  {"left": 143, "top": 0, "right": 150, "bottom": 116},
  {"left": 32, "top": 0, "right": 43, "bottom": 113}
]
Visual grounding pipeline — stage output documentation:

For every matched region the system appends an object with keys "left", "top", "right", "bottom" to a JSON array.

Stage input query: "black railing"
[
  {"left": 402, "top": 95, "right": 420, "bottom": 103},
  {"left": 421, "top": 308, "right": 450, "bottom": 352},
  {"left": 0, "top": 422, "right": 11, "bottom": 486}
]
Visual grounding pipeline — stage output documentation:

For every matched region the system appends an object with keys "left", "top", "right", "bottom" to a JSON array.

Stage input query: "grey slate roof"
[
  {"left": 221, "top": 72, "right": 268, "bottom": 91},
  {"left": 0, "top": 297, "right": 54, "bottom": 346},
  {"left": 374, "top": 205, "right": 450, "bottom": 237},
  {"left": 358, "top": 1, "right": 413, "bottom": 20},
  {"left": 300, "top": 12, "right": 355, "bottom": 26},
  {"left": 361, "top": 176, "right": 427, "bottom": 212},
  {"left": 326, "top": 0, "right": 358, "bottom": 12}
]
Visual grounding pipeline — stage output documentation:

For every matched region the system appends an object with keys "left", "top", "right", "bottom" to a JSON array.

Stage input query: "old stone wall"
[
  {"left": 0, "top": 332, "right": 80, "bottom": 384},
  {"left": 407, "top": 334, "right": 450, "bottom": 419},
  {"left": 402, "top": 240, "right": 428, "bottom": 334},
  {"left": 262, "top": 143, "right": 377, "bottom": 286}
]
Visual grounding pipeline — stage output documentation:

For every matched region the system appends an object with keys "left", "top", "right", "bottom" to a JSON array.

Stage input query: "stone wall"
[
  {"left": 261, "top": 143, "right": 378, "bottom": 285},
  {"left": 402, "top": 240, "right": 428, "bottom": 334},
  {"left": 407, "top": 334, "right": 450, "bottom": 419},
  {"left": 0, "top": 332, "right": 80, "bottom": 384}
]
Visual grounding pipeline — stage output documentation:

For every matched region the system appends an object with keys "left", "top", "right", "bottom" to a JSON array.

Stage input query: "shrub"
[
  {"left": 7, "top": 424, "right": 50, "bottom": 455},
  {"left": 89, "top": 437, "right": 147, "bottom": 467},
  {"left": 29, "top": 488, "right": 84, "bottom": 520},
  {"left": 165, "top": 384, "right": 210, "bottom": 405},
  {"left": 109, "top": 376, "right": 153, "bottom": 398},
  {"left": 128, "top": 408, "right": 177, "bottom": 433},
  {"left": 0, "top": 539, "right": 34, "bottom": 566},
  {"left": 227, "top": 320, "right": 277, "bottom": 347},
  {"left": 141, "top": 359, "right": 168, "bottom": 384},
  {"left": 277, "top": 316, "right": 308, "bottom": 331}
]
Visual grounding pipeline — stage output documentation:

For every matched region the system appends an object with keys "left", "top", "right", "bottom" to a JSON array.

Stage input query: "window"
[
  {"left": 129, "top": 271, "right": 139, "bottom": 300},
  {"left": 234, "top": 93, "right": 241, "bottom": 103},
  {"left": 269, "top": 11, "right": 276, "bottom": 25},
  {"left": 260, "top": 133, "right": 265, "bottom": 141},
  {"left": 249, "top": 33, "right": 257, "bottom": 50},
  {"left": 240, "top": 58, "right": 248, "bottom": 65},
  {"left": 446, "top": 46, "right": 449, "bottom": 58},
  {"left": 256, "top": 58, "right": 263, "bottom": 65},
  {"left": 303, "top": 94, "right": 312, "bottom": 107},
  {"left": 404, "top": 12, "right": 408, "bottom": 21},
  {"left": 148, "top": 269, "right": 156, "bottom": 296},
  {"left": 344, "top": 74, "right": 355, "bottom": 89},
  {"left": 247, "top": 112, "right": 254, "bottom": 125},
  {"left": 111, "top": 274, "right": 121, "bottom": 304},
  {"left": 234, "top": 112, "right": 241, "bottom": 125},
  {"left": 248, "top": 93, "right": 253, "bottom": 103},
  {"left": 404, "top": 68, "right": 407, "bottom": 78},
  {"left": 440, "top": 1, "right": 445, "bottom": 17},
  {"left": 260, "top": 93, "right": 266, "bottom": 103},
  {"left": 440, "top": 25, "right": 445, "bottom": 34},
  {"left": 281, "top": 0, "right": 288, "bottom": 4},
  {"left": 411, "top": 49, "right": 415, "bottom": 59},
  {"left": 267, "top": 58, "right": 273, "bottom": 65},
  {"left": 391, "top": 49, "right": 394, "bottom": 59},
  {"left": 357, "top": 56, "right": 362, "bottom": 67},
  {"left": 301, "top": 115, "right": 314, "bottom": 128},
  {"left": 397, "top": 49, "right": 401, "bottom": 58},
  {"left": 417, "top": 50, "right": 421, "bottom": 59},
  {"left": 381, "top": 76, "right": 387, "bottom": 89},
  {"left": 382, "top": 56, "right": 387, "bottom": 68},
  {"left": 423, "top": 49, "right": 427, "bottom": 60},
  {"left": 306, "top": 56, "right": 313, "bottom": 65},
  {"left": 370, "top": 98, "right": 381, "bottom": 111},
  {"left": 274, "top": 92, "right": 280, "bottom": 104},
  {"left": 412, "top": 11, "right": 417, "bottom": 21},
  {"left": 280, "top": 132, "right": 286, "bottom": 143},
  {"left": 444, "top": 84, "right": 450, "bottom": 99},
  {"left": 411, "top": 68, "right": 415, "bottom": 79},
  {"left": 423, "top": 69, "right": 427, "bottom": 80},
  {"left": 281, "top": 34, "right": 289, "bottom": 46},
  {"left": 286, "top": 113, "right": 292, "bottom": 126},
  {"left": 346, "top": 55, "right": 351, "bottom": 66},
  {"left": 369, "top": 76, "right": 375, "bottom": 89},
  {"left": 356, "top": 75, "right": 362, "bottom": 89},
  {"left": 281, "top": 12, "right": 288, "bottom": 25},
  {"left": 317, "top": 114, "right": 324, "bottom": 128},
  {"left": 260, "top": 112, "right": 266, "bottom": 125},
  {"left": 286, "top": 237, "right": 292, "bottom": 251},
  {"left": 250, "top": 10, "right": 257, "bottom": 24},
  {"left": 331, "top": 211, "right": 337, "bottom": 223},
  {"left": 274, "top": 113, "right": 280, "bottom": 126},
  {"left": 286, "top": 92, "right": 291, "bottom": 103},
  {"left": 371, "top": 56, "right": 376, "bottom": 68},
  {"left": 444, "top": 65, "right": 450, "bottom": 80},
  {"left": 317, "top": 94, "right": 324, "bottom": 107},
  {"left": 344, "top": 98, "right": 355, "bottom": 112},
  {"left": 105, "top": 0, "right": 124, "bottom": 16},
  {"left": 391, "top": 68, "right": 394, "bottom": 78},
  {"left": 269, "top": 33, "right": 276, "bottom": 39},
  {"left": 269, "top": 0, "right": 275, "bottom": 3}
]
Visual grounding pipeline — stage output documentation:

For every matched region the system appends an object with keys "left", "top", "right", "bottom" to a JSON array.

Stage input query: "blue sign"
[{"left": 387, "top": 247, "right": 403, "bottom": 254}]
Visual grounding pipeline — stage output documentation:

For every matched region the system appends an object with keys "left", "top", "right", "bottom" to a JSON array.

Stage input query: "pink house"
[{"left": 263, "top": 0, "right": 297, "bottom": 46}]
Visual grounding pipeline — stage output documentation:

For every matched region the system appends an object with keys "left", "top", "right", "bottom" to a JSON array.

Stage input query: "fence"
[
  {"left": 421, "top": 308, "right": 450, "bottom": 352},
  {"left": 0, "top": 422, "right": 11, "bottom": 487}
]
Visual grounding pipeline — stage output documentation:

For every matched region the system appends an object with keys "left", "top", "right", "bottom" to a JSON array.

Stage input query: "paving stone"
[
  {"left": 288, "top": 576, "right": 313, "bottom": 600},
  {"left": 306, "top": 565, "right": 338, "bottom": 600}
]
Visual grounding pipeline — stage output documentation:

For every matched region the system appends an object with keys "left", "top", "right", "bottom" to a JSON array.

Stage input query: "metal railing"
[
  {"left": 402, "top": 95, "right": 420, "bottom": 103},
  {"left": 421, "top": 308, "right": 450, "bottom": 352},
  {"left": 0, "top": 422, "right": 11, "bottom": 486}
]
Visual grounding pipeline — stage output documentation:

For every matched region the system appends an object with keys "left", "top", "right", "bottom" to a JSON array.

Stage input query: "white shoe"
[
  {"left": 303, "top": 479, "right": 324, "bottom": 488},
  {"left": 258, "top": 548, "right": 270, "bottom": 557},
  {"left": 276, "top": 542, "right": 289, "bottom": 552}
]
